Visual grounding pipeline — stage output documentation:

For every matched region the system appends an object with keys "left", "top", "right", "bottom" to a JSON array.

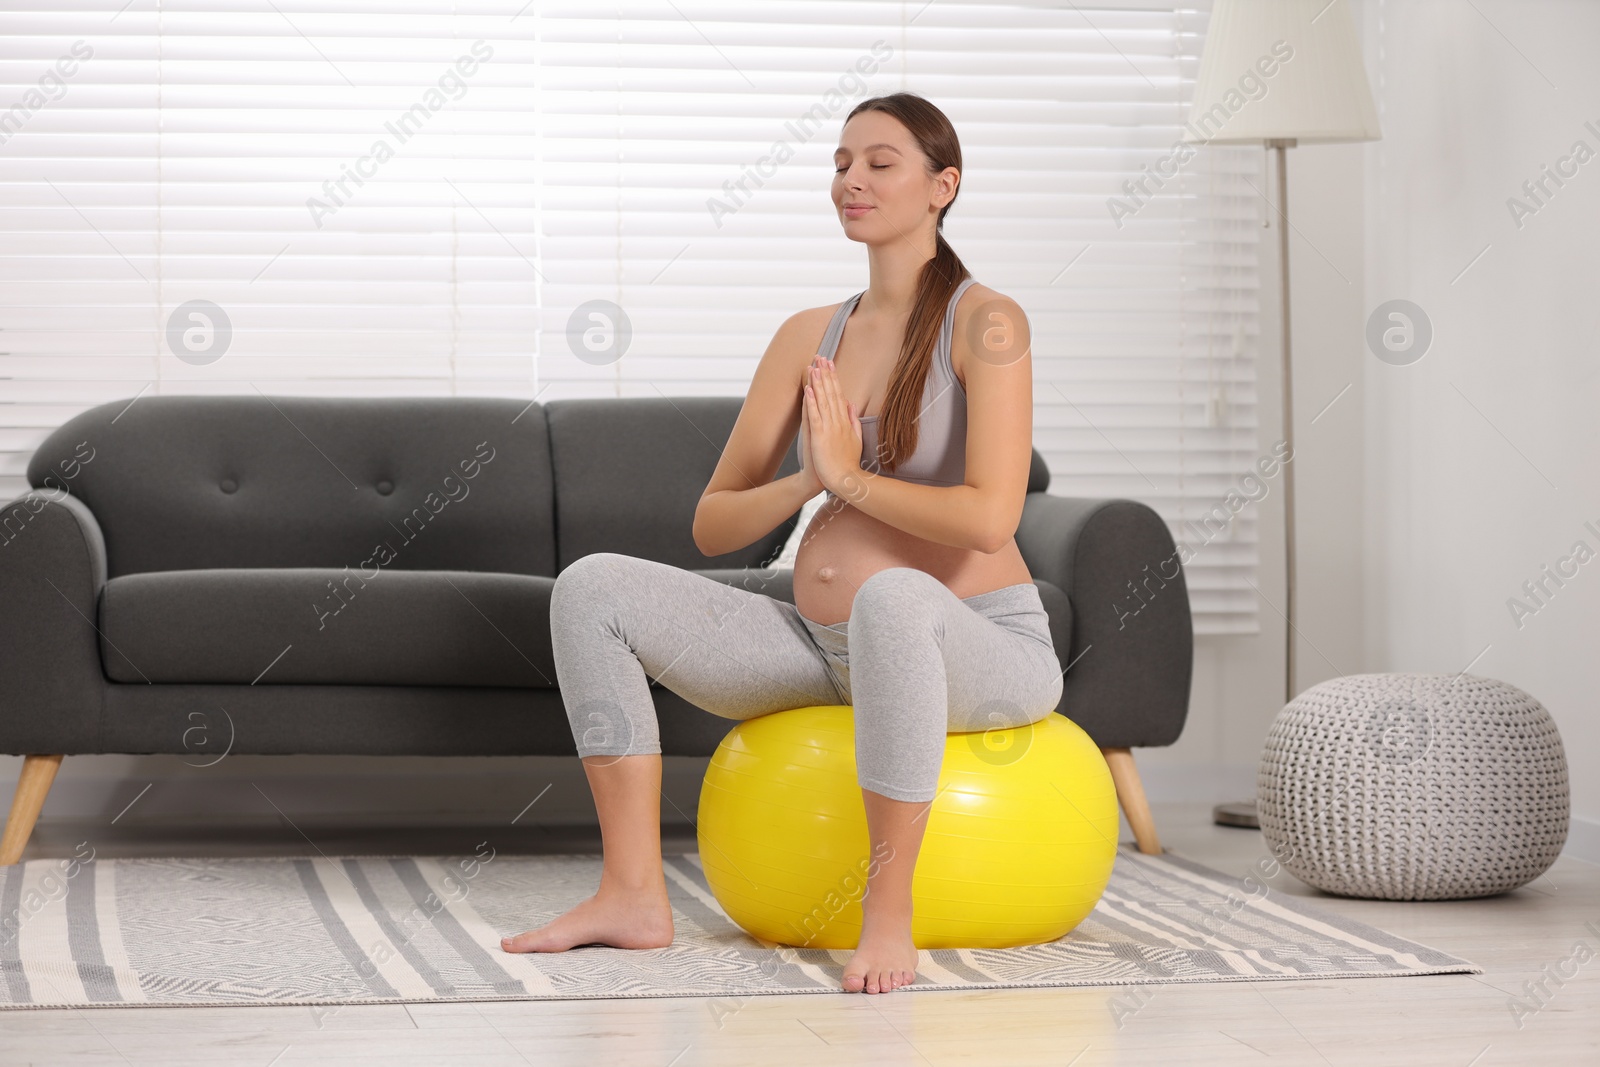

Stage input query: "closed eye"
[{"left": 835, "top": 165, "right": 889, "bottom": 172}]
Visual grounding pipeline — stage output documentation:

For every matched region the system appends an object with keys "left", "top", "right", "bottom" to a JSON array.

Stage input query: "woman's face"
[{"left": 831, "top": 112, "right": 955, "bottom": 245}]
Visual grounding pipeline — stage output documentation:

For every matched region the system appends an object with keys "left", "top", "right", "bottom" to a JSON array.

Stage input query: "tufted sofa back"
[{"left": 26, "top": 396, "right": 560, "bottom": 578}]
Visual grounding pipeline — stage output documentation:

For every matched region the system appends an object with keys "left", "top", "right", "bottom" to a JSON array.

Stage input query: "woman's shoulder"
[
  {"left": 760, "top": 298, "right": 855, "bottom": 381},
  {"left": 953, "top": 279, "right": 1025, "bottom": 323},
  {"left": 955, "top": 278, "right": 1008, "bottom": 313},
  {"left": 950, "top": 280, "right": 1030, "bottom": 381},
  {"left": 777, "top": 296, "right": 856, "bottom": 354},
  {"left": 794, "top": 295, "right": 855, "bottom": 326}
]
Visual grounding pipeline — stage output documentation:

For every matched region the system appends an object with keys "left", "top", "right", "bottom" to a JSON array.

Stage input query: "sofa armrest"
[
  {"left": 1014, "top": 493, "right": 1192, "bottom": 749},
  {"left": 0, "top": 491, "right": 108, "bottom": 754}
]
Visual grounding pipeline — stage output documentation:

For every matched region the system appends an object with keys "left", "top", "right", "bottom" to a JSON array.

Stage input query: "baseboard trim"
[{"left": 1563, "top": 815, "right": 1600, "bottom": 864}]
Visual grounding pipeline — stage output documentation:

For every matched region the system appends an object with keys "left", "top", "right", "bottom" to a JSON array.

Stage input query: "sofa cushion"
[
  {"left": 100, "top": 568, "right": 557, "bottom": 688},
  {"left": 27, "top": 396, "right": 556, "bottom": 579}
]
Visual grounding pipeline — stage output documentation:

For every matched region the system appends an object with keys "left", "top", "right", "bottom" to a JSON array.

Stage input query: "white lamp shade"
[{"left": 1183, "top": 0, "right": 1381, "bottom": 145}]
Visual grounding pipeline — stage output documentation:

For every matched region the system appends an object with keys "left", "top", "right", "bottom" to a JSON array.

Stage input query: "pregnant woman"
[{"left": 500, "top": 92, "right": 1064, "bottom": 995}]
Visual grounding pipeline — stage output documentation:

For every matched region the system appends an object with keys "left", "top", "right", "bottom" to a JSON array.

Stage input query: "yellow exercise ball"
[{"left": 696, "top": 704, "right": 1119, "bottom": 951}]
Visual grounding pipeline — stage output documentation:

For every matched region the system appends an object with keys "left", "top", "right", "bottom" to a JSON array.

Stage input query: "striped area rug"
[{"left": 0, "top": 846, "right": 1477, "bottom": 1009}]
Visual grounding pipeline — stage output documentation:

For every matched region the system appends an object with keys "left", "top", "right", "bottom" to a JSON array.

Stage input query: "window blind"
[{"left": 0, "top": 0, "right": 1263, "bottom": 634}]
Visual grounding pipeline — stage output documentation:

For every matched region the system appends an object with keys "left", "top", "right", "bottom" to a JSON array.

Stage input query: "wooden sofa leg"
[
  {"left": 1, "top": 755, "right": 64, "bottom": 866},
  {"left": 1101, "top": 747, "right": 1162, "bottom": 855}
]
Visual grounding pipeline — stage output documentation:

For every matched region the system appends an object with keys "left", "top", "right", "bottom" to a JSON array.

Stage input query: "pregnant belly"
[{"left": 791, "top": 492, "right": 1033, "bottom": 627}]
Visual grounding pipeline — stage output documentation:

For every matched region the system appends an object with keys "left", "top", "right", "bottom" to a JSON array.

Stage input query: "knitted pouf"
[{"left": 1257, "top": 672, "right": 1569, "bottom": 900}]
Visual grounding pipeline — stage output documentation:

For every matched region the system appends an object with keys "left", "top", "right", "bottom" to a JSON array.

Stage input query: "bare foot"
[
  {"left": 500, "top": 887, "right": 674, "bottom": 953},
  {"left": 841, "top": 915, "right": 919, "bottom": 993}
]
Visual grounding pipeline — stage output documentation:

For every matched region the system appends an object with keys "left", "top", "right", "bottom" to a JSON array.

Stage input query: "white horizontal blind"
[
  {"left": 0, "top": 0, "right": 1262, "bottom": 634},
  {"left": 0, "top": 1, "right": 541, "bottom": 437}
]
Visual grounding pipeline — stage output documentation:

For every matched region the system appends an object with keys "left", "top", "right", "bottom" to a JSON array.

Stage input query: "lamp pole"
[
  {"left": 1268, "top": 137, "right": 1298, "bottom": 710},
  {"left": 1215, "top": 138, "right": 1297, "bottom": 831}
]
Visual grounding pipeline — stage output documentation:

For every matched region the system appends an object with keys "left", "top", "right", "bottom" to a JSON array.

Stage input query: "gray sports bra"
[{"left": 802, "top": 276, "right": 979, "bottom": 489}]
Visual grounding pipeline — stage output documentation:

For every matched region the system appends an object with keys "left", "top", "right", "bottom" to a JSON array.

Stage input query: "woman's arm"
[
  {"left": 694, "top": 470, "right": 821, "bottom": 558},
  {"left": 831, "top": 476, "right": 1000, "bottom": 553},
  {"left": 692, "top": 312, "right": 825, "bottom": 558}
]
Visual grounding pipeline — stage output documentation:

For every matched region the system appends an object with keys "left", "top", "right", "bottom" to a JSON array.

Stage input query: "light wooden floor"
[{"left": 2, "top": 804, "right": 1596, "bottom": 1066}]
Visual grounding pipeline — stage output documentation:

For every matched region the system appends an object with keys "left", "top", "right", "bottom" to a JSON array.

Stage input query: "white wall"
[
  {"left": 1357, "top": 0, "right": 1600, "bottom": 852},
  {"left": 1145, "top": 0, "right": 1600, "bottom": 864}
]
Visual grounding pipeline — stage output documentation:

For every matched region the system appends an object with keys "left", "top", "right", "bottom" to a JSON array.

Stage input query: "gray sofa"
[{"left": 0, "top": 395, "right": 1193, "bottom": 863}]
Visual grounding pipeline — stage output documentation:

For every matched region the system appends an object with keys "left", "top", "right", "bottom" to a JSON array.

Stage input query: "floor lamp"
[{"left": 1180, "top": 0, "right": 1382, "bottom": 828}]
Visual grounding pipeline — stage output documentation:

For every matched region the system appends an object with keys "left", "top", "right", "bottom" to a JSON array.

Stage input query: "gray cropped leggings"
[{"left": 550, "top": 552, "right": 1066, "bottom": 803}]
